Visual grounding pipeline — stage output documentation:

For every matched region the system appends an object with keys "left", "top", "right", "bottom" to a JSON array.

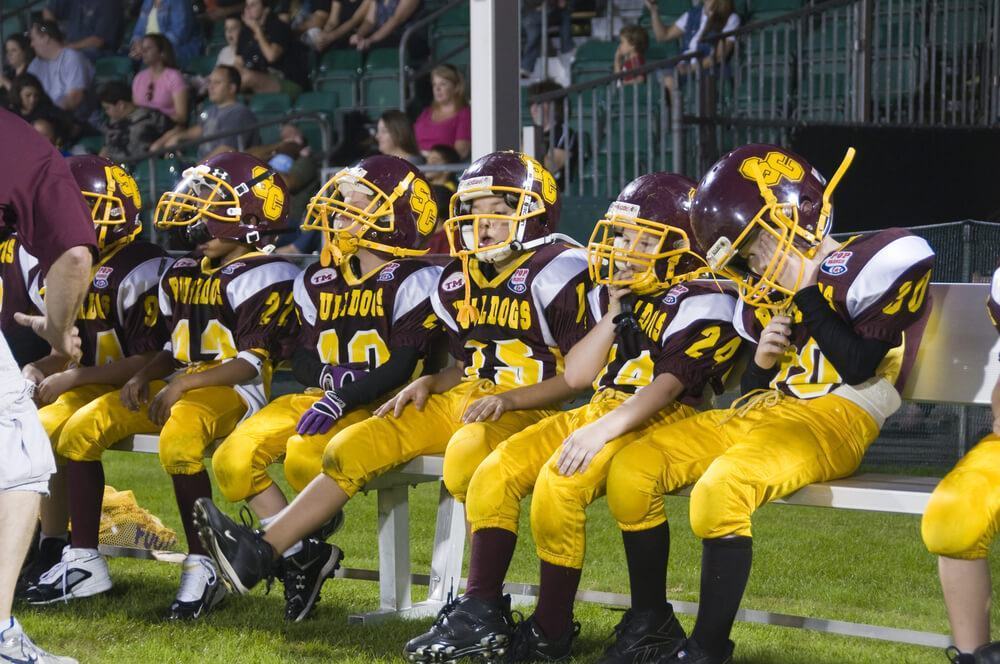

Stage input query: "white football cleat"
[
  {"left": 0, "top": 617, "right": 78, "bottom": 663},
  {"left": 166, "top": 554, "right": 228, "bottom": 620},
  {"left": 24, "top": 547, "right": 112, "bottom": 604}
]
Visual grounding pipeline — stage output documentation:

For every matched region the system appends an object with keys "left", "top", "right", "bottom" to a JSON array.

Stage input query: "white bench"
[{"left": 100, "top": 283, "right": 995, "bottom": 647}]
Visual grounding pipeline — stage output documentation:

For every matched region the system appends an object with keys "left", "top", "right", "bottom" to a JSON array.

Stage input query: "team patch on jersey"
[
  {"left": 442, "top": 273, "right": 465, "bottom": 292},
  {"left": 508, "top": 268, "right": 530, "bottom": 294},
  {"left": 820, "top": 251, "right": 853, "bottom": 276},
  {"left": 173, "top": 257, "right": 198, "bottom": 268},
  {"left": 663, "top": 283, "right": 689, "bottom": 305},
  {"left": 94, "top": 266, "right": 113, "bottom": 288},
  {"left": 311, "top": 267, "right": 338, "bottom": 286},
  {"left": 221, "top": 261, "right": 246, "bottom": 275},
  {"left": 377, "top": 263, "right": 400, "bottom": 282}
]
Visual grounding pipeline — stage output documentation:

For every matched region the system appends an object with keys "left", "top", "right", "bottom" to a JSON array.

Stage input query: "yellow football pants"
[
  {"left": 57, "top": 380, "right": 247, "bottom": 475},
  {"left": 321, "top": 379, "right": 553, "bottom": 499},
  {"left": 283, "top": 409, "right": 373, "bottom": 492},
  {"left": 37, "top": 384, "right": 117, "bottom": 460},
  {"left": 922, "top": 434, "right": 1000, "bottom": 560},
  {"left": 609, "top": 393, "right": 879, "bottom": 538}
]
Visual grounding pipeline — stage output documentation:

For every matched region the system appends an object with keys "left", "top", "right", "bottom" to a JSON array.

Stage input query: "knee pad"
[
  {"left": 158, "top": 435, "right": 206, "bottom": 476},
  {"left": 55, "top": 415, "right": 105, "bottom": 462},
  {"left": 606, "top": 452, "right": 661, "bottom": 529},
  {"left": 689, "top": 458, "right": 752, "bottom": 539},
  {"left": 443, "top": 423, "right": 492, "bottom": 502},
  {"left": 922, "top": 484, "right": 991, "bottom": 559},
  {"left": 285, "top": 435, "right": 323, "bottom": 493},
  {"left": 212, "top": 442, "right": 255, "bottom": 502}
]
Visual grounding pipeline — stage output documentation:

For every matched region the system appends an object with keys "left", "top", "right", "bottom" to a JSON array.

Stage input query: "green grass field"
[{"left": 17, "top": 452, "right": 999, "bottom": 663}]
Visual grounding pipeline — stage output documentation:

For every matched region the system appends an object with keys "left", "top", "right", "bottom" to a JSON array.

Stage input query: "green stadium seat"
[
  {"left": 361, "top": 73, "right": 402, "bottom": 116},
  {"left": 94, "top": 56, "right": 134, "bottom": 85},
  {"left": 188, "top": 54, "right": 218, "bottom": 77},
  {"left": 749, "top": 0, "right": 802, "bottom": 13},
  {"left": 294, "top": 90, "right": 339, "bottom": 114},
  {"left": 294, "top": 119, "right": 329, "bottom": 153},
  {"left": 431, "top": 30, "right": 469, "bottom": 68},
  {"left": 76, "top": 135, "right": 104, "bottom": 155},
  {"left": 315, "top": 49, "right": 362, "bottom": 107},
  {"left": 249, "top": 92, "right": 292, "bottom": 117},
  {"left": 432, "top": 3, "right": 469, "bottom": 30},
  {"left": 646, "top": 41, "right": 681, "bottom": 62},
  {"left": 133, "top": 158, "right": 185, "bottom": 202},
  {"left": 574, "top": 40, "right": 618, "bottom": 64},
  {"left": 364, "top": 48, "right": 400, "bottom": 71},
  {"left": 318, "top": 48, "right": 364, "bottom": 74}
]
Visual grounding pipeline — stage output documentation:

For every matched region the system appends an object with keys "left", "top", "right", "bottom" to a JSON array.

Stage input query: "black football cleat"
[
  {"left": 504, "top": 615, "right": 580, "bottom": 662},
  {"left": 657, "top": 638, "right": 734, "bottom": 664},
  {"left": 597, "top": 605, "right": 686, "bottom": 663},
  {"left": 16, "top": 536, "right": 68, "bottom": 599},
  {"left": 403, "top": 593, "right": 518, "bottom": 662},
  {"left": 948, "top": 641, "right": 1000, "bottom": 664},
  {"left": 192, "top": 498, "right": 275, "bottom": 595},
  {"left": 282, "top": 538, "right": 344, "bottom": 622}
]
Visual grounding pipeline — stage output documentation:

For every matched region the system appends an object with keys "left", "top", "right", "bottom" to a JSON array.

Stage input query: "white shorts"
[{"left": 0, "top": 334, "right": 54, "bottom": 496}]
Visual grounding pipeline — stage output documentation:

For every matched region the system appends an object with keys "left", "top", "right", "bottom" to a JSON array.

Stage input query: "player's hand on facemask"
[
  {"left": 606, "top": 285, "right": 633, "bottom": 319},
  {"left": 296, "top": 390, "right": 347, "bottom": 436},
  {"left": 375, "top": 375, "right": 434, "bottom": 418},
  {"left": 755, "top": 314, "right": 792, "bottom": 370},
  {"left": 462, "top": 393, "right": 513, "bottom": 423},
  {"left": 557, "top": 422, "right": 610, "bottom": 476}
]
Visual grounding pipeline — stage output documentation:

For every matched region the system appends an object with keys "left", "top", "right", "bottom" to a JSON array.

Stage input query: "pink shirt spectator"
[
  {"left": 131, "top": 67, "right": 186, "bottom": 121},
  {"left": 413, "top": 105, "right": 471, "bottom": 152}
]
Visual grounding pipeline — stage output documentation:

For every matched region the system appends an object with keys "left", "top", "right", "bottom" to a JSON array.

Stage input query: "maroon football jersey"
[
  {"left": 432, "top": 243, "right": 591, "bottom": 388},
  {"left": 735, "top": 227, "right": 935, "bottom": 398},
  {"left": 293, "top": 257, "right": 443, "bottom": 375},
  {"left": 159, "top": 251, "right": 300, "bottom": 412},
  {"left": 0, "top": 234, "right": 40, "bottom": 331},
  {"left": 591, "top": 281, "right": 741, "bottom": 406}
]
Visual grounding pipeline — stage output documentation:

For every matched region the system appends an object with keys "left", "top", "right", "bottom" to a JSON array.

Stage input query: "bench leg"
[{"left": 349, "top": 481, "right": 467, "bottom": 624}]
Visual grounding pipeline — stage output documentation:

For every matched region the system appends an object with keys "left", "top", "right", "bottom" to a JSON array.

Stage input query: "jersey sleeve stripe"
[
  {"left": 991, "top": 267, "right": 1000, "bottom": 307},
  {"left": 845, "top": 235, "right": 935, "bottom": 319},
  {"left": 117, "top": 257, "right": 169, "bottom": 325},
  {"left": 17, "top": 246, "right": 38, "bottom": 292},
  {"left": 587, "top": 285, "right": 604, "bottom": 324},
  {"left": 531, "top": 248, "right": 588, "bottom": 312},
  {"left": 293, "top": 270, "right": 316, "bottom": 326},
  {"left": 393, "top": 265, "right": 443, "bottom": 326},
  {"left": 226, "top": 262, "right": 301, "bottom": 311},
  {"left": 662, "top": 293, "right": 737, "bottom": 344},
  {"left": 158, "top": 260, "right": 174, "bottom": 318},
  {"left": 732, "top": 297, "right": 757, "bottom": 343},
  {"left": 431, "top": 283, "right": 459, "bottom": 333}
]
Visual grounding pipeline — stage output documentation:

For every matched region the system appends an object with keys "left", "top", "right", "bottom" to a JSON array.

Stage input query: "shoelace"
[
  {"left": 36, "top": 550, "right": 82, "bottom": 605},
  {"left": 718, "top": 388, "right": 783, "bottom": 425},
  {"left": 177, "top": 557, "right": 218, "bottom": 603}
]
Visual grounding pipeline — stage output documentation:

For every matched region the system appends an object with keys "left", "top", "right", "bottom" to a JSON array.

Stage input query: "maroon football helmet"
[
  {"left": 444, "top": 151, "right": 560, "bottom": 263},
  {"left": 690, "top": 143, "right": 855, "bottom": 309},
  {"left": 302, "top": 154, "right": 438, "bottom": 267},
  {"left": 67, "top": 155, "right": 142, "bottom": 251},
  {"left": 588, "top": 173, "right": 705, "bottom": 294},
  {"left": 154, "top": 152, "right": 290, "bottom": 245}
]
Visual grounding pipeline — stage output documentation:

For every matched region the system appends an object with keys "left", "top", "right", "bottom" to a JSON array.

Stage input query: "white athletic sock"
[{"left": 258, "top": 515, "right": 303, "bottom": 558}]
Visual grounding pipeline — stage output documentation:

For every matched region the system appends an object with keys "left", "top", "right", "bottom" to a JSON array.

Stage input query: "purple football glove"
[
  {"left": 318, "top": 364, "right": 368, "bottom": 391},
  {"left": 296, "top": 390, "right": 347, "bottom": 436}
]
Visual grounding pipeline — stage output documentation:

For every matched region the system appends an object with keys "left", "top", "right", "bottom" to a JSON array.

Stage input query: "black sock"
[
  {"left": 622, "top": 522, "right": 670, "bottom": 612},
  {"left": 690, "top": 537, "right": 753, "bottom": 657},
  {"left": 67, "top": 460, "right": 105, "bottom": 550},
  {"left": 464, "top": 528, "right": 517, "bottom": 602},
  {"left": 172, "top": 471, "right": 213, "bottom": 557}
]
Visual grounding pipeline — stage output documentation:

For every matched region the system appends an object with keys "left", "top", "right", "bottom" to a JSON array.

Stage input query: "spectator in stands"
[
  {"left": 645, "top": 0, "right": 739, "bottom": 74},
  {"left": 615, "top": 24, "right": 648, "bottom": 85},
  {"left": 375, "top": 109, "right": 423, "bottom": 165},
  {"left": 205, "top": 0, "right": 247, "bottom": 22},
  {"left": 301, "top": 0, "right": 369, "bottom": 52},
  {"left": 235, "top": 0, "right": 309, "bottom": 95},
  {"left": 9, "top": 75, "right": 73, "bottom": 153},
  {"left": 528, "top": 78, "right": 578, "bottom": 189},
  {"left": 128, "top": 0, "right": 203, "bottom": 68},
  {"left": 348, "top": 0, "right": 419, "bottom": 51},
  {"left": 284, "top": 0, "right": 331, "bottom": 33},
  {"left": 521, "top": 0, "right": 576, "bottom": 80},
  {"left": 215, "top": 17, "right": 243, "bottom": 67},
  {"left": 27, "top": 19, "right": 95, "bottom": 125},
  {"left": 43, "top": 0, "right": 124, "bottom": 61},
  {"left": 150, "top": 65, "right": 259, "bottom": 158},
  {"left": 132, "top": 34, "right": 189, "bottom": 127},
  {"left": 413, "top": 64, "right": 471, "bottom": 159},
  {"left": 99, "top": 80, "right": 170, "bottom": 163},
  {"left": 1, "top": 35, "right": 34, "bottom": 95},
  {"left": 422, "top": 143, "right": 460, "bottom": 255}
]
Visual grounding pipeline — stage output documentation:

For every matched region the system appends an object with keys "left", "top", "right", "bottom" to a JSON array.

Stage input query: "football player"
[
  {"left": 192, "top": 151, "right": 591, "bottom": 607},
  {"left": 0, "top": 232, "right": 46, "bottom": 367},
  {"left": 920, "top": 263, "right": 1000, "bottom": 664},
  {"left": 25, "top": 153, "right": 300, "bottom": 620},
  {"left": 403, "top": 172, "right": 741, "bottom": 663},
  {"left": 15, "top": 156, "right": 170, "bottom": 596},
  {"left": 210, "top": 154, "right": 443, "bottom": 622},
  {"left": 607, "top": 144, "right": 935, "bottom": 664}
]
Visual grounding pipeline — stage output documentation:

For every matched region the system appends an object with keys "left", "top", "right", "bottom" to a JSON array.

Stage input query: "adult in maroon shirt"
[{"left": 0, "top": 106, "right": 95, "bottom": 664}]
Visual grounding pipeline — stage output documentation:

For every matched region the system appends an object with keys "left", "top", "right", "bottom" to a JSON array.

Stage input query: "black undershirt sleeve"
[
  {"left": 291, "top": 346, "right": 324, "bottom": 388},
  {"left": 793, "top": 285, "right": 893, "bottom": 385},
  {"left": 335, "top": 347, "right": 421, "bottom": 411},
  {"left": 740, "top": 357, "right": 778, "bottom": 395}
]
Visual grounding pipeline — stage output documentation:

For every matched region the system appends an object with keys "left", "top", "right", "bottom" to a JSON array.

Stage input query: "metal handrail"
[{"left": 397, "top": 0, "right": 469, "bottom": 111}]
